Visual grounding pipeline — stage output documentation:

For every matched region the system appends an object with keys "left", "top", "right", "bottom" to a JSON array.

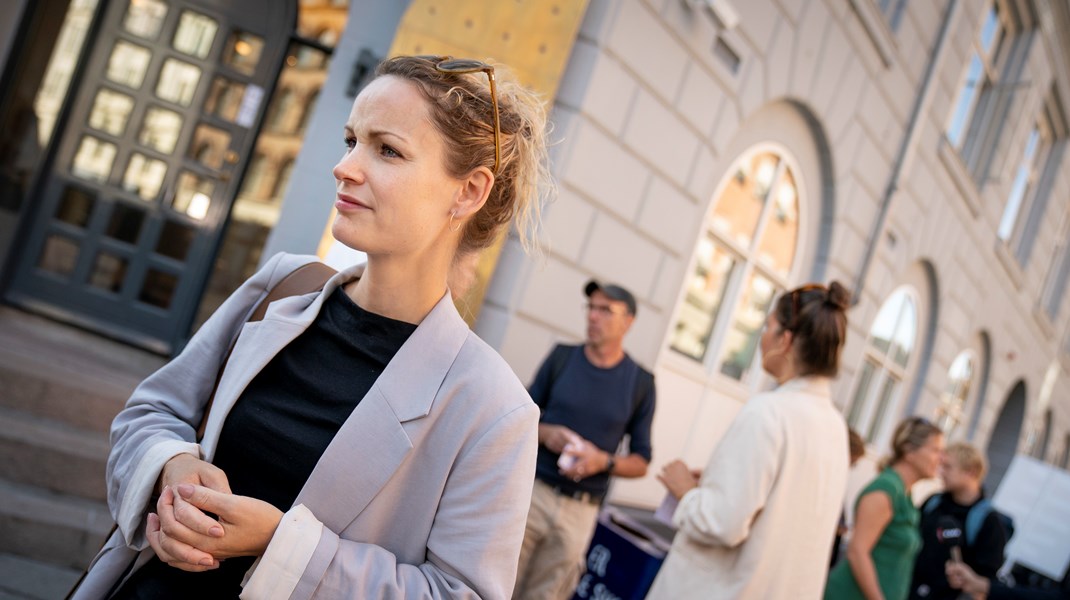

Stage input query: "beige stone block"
[
  {"left": 789, "top": 0, "right": 832, "bottom": 99},
  {"left": 499, "top": 314, "right": 573, "bottom": 385},
  {"left": 623, "top": 305, "right": 668, "bottom": 367},
  {"left": 562, "top": 119, "right": 650, "bottom": 221},
  {"left": 607, "top": 0, "right": 689, "bottom": 103},
  {"left": 676, "top": 61, "right": 728, "bottom": 136},
  {"left": 517, "top": 258, "right": 589, "bottom": 335},
  {"left": 651, "top": 253, "right": 687, "bottom": 313},
  {"left": 881, "top": 65, "right": 915, "bottom": 126},
  {"left": 737, "top": 59, "right": 766, "bottom": 119},
  {"left": 623, "top": 89, "right": 701, "bottom": 185},
  {"left": 764, "top": 18, "right": 794, "bottom": 100},
  {"left": 687, "top": 142, "right": 720, "bottom": 203},
  {"left": 657, "top": 0, "right": 719, "bottom": 63},
  {"left": 582, "top": 214, "right": 663, "bottom": 296},
  {"left": 637, "top": 176, "right": 701, "bottom": 256},
  {"left": 542, "top": 186, "right": 598, "bottom": 262},
  {"left": 709, "top": 97, "right": 742, "bottom": 155},
  {"left": 823, "top": 58, "right": 866, "bottom": 144},
  {"left": 851, "top": 133, "right": 891, "bottom": 199},
  {"left": 556, "top": 40, "right": 637, "bottom": 135},
  {"left": 733, "top": 0, "right": 783, "bottom": 54},
  {"left": 809, "top": 26, "right": 854, "bottom": 118}
]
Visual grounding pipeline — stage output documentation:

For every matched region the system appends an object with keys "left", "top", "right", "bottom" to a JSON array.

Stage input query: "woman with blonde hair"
[
  {"left": 825, "top": 417, "right": 945, "bottom": 600},
  {"left": 72, "top": 55, "right": 553, "bottom": 599}
]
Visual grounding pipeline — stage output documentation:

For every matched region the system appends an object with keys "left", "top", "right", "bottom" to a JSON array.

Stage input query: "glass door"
[{"left": 7, "top": 0, "right": 294, "bottom": 353}]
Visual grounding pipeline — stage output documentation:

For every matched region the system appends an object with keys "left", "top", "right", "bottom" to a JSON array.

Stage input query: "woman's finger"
[
  {"left": 156, "top": 522, "right": 219, "bottom": 570},
  {"left": 172, "top": 491, "right": 224, "bottom": 538},
  {"left": 156, "top": 492, "right": 219, "bottom": 565},
  {"left": 147, "top": 513, "right": 215, "bottom": 571}
]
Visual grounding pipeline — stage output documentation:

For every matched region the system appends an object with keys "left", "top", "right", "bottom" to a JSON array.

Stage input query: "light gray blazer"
[{"left": 73, "top": 253, "right": 539, "bottom": 599}]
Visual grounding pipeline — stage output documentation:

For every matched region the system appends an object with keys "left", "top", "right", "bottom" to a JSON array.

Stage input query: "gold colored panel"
[
  {"left": 318, "top": 0, "right": 588, "bottom": 326},
  {"left": 388, "top": 0, "right": 587, "bottom": 99}
]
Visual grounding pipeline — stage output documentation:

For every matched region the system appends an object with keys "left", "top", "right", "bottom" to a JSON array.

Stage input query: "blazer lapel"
[
  {"left": 296, "top": 289, "right": 470, "bottom": 531},
  {"left": 200, "top": 263, "right": 365, "bottom": 459}
]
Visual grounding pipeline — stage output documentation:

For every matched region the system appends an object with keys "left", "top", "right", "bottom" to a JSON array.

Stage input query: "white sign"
[
  {"left": 236, "top": 84, "right": 265, "bottom": 128},
  {"left": 992, "top": 454, "right": 1070, "bottom": 579}
]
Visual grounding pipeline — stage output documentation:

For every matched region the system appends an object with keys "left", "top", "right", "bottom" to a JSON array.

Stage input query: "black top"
[
  {"left": 527, "top": 344, "right": 655, "bottom": 499},
  {"left": 112, "top": 288, "right": 417, "bottom": 599},
  {"left": 909, "top": 492, "right": 1010, "bottom": 600}
]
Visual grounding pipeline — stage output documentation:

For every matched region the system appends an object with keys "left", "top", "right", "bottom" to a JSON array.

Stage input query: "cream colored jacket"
[{"left": 646, "top": 376, "right": 848, "bottom": 600}]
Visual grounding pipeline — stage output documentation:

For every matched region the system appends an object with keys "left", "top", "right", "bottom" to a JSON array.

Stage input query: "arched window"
[
  {"left": 935, "top": 351, "right": 975, "bottom": 439},
  {"left": 271, "top": 158, "right": 295, "bottom": 200},
  {"left": 847, "top": 287, "right": 918, "bottom": 442},
  {"left": 265, "top": 87, "right": 296, "bottom": 133},
  {"left": 296, "top": 90, "right": 319, "bottom": 135},
  {"left": 669, "top": 146, "right": 802, "bottom": 383},
  {"left": 238, "top": 152, "right": 268, "bottom": 200}
]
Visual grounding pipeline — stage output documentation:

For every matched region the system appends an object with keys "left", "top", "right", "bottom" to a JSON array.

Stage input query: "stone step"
[
  {"left": 0, "top": 553, "right": 82, "bottom": 600},
  {"left": 0, "top": 359, "right": 130, "bottom": 435},
  {"left": 0, "top": 306, "right": 163, "bottom": 434},
  {"left": 0, "top": 406, "right": 109, "bottom": 501},
  {"left": 0, "top": 477, "right": 113, "bottom": 570}
]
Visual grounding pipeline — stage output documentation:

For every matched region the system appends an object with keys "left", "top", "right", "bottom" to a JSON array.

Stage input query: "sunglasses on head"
[{"left": 414, "top": 55, "right": 501, "bottom": 174}]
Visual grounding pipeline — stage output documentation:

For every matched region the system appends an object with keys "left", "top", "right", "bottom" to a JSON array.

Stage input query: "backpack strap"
[
  {"left": 547, "top": 343, "right": 572, "bottom": 387},
  {"left": 633, "top": 366, "right": 653, "bottom": 408},
  {"left": 965, "top": 498, "right": 993, "bottom": 547},
  {"left": 196, "top": 261, "right": 338, "bottom": 439},
  {"left": 922, "top": 493, "right": 943, "bottom": 515}
]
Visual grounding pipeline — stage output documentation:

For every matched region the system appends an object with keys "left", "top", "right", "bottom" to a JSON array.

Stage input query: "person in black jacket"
[{"left": 910, "top": 442, "right": 1010, "bottom": 599}]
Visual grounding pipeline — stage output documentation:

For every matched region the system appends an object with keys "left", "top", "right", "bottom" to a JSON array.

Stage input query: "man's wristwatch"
[{"left": 605, "top": 454, "right": 616, "bottom": 475}]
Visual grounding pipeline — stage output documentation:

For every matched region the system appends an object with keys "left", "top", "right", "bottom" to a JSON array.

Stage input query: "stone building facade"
[{"left": 474, "top": 0, "right": 1070, "bottom": 508}]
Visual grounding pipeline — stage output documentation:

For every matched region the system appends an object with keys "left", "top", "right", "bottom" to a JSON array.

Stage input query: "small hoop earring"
[{"left": 449, "top": 210, "right": 462, "bottom": 233}]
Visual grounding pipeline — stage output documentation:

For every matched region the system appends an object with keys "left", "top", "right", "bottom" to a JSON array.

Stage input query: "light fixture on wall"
[{"left": 683, "top": 0, "right": 741, "bottom": 30}]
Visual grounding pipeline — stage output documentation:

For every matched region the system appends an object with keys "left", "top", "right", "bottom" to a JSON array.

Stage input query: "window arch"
[
  {"left": 847, "top": 287, "right": 919, "bottom": 442},
  {"left": 265, "top": 87, "right": 296, "bottom": 133},
  {"left": 271, "top": 158, "right": 295, "bottom": 199},
  {"left": 935, "top": 351, "right": 975, "bottom": 439},
  {"left": 238, "top": 152, "right": 269, "bottom": 200},
  {"left": 669, "top": 145, "right": 803, "bottom": 383}
]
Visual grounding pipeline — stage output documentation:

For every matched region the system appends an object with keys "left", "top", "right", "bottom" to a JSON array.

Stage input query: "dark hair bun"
[{"left": 825, "top": 281, "right": 851, "bottom": 310}]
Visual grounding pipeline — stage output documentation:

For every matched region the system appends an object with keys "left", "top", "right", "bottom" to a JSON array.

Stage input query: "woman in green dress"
[{"left": 825, "top": 417, "right": 944, "bottom": 600}]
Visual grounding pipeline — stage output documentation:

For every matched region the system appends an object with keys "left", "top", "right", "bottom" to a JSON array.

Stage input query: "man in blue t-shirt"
[{"left": 512, "top": 280, "right": 656, "bottom": 600}]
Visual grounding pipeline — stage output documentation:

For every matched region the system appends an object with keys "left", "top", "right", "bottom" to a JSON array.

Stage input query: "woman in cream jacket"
[{"left": 648, "top": 282, "right": 853, "bottom": 599}]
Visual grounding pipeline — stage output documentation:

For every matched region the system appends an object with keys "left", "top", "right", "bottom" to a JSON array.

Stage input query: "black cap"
[{"left": 584, "top": 279, "right": 637, "bottom": 316}]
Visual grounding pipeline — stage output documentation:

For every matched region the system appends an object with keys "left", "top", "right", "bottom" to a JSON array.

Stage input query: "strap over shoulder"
[
  {"left": 249, "top": 261, "right": 338, "bottom": 322},
  {"left": 197, "top": 260, "right": 338, "bottom": 440}
]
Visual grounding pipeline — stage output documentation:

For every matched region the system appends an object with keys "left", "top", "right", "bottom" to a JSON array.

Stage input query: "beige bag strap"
[{"left": 196, "top": 261, "right": 337, "bottom": 439}]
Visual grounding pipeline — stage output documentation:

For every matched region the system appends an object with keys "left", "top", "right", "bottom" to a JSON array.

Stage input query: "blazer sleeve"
[
  {"left": 106, "top": 252, "right": 314, "bottom": 548},
  {"left": 241, "top": 401, "right": 540, "bottom": 600},
  {"left": 672, "top": 396, "right": 784, "bottom": 548}
]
